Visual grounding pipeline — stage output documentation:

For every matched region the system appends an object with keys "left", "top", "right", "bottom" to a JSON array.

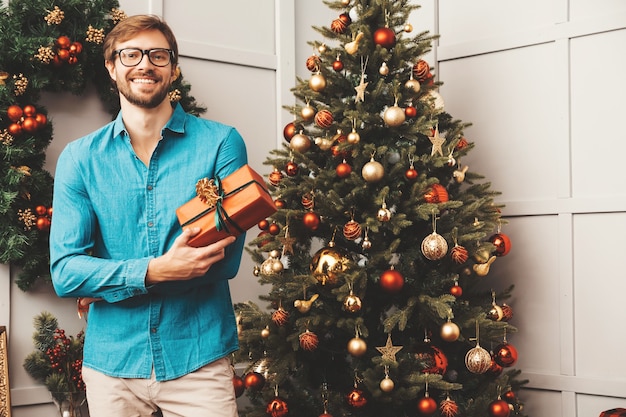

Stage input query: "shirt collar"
[{"left": 112, "top": 102, "right": 186, "bottom": 139}]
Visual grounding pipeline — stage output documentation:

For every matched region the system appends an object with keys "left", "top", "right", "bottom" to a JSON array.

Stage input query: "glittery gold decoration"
[
  {"left": 13, "top": 73, "right": 28, "bottom": 96},
  {"left": 0, "top": 71, "right": 9, "bottom": 85},
  {"left": 195, "top": 177, "right": 220, "bottom": 207},
  {"left": 18, "top": 209, "right": 37, "bottom": 230},
  {"left": 35, "top": 46, "right": 55, "bottom": 64},
  {"left": 44, "top": 6, "right": 65, "bottom": 25},
  {"left": 0, "top": 129, "right": 13, "bottom": 146},
  {"left": 110, "top": 8, "right": 128, "bottom": 24},
  {"left": 85, "top": 25, "right": 105, "bottom": 44},
  {"left": 168, "top": 89, "right": 182, "bottom": 102}
]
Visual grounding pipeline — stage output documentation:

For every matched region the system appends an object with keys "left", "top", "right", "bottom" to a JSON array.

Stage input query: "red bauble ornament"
[
  {"left": 269, "top": 168, "right": 283, "bottom": 187},
  {"left": 405, "top": 167, "right": 418, "bottom": 180},
  {"left": 271, "top": 307, "right": 290, "bottom": 326},
  {"left": 69, "top": 41, "right": 83, "bottom": 55},
  {"left": 424, "top": 183, "right": 449, "bottom": 203},
  {"left": 243, "top": 371, "right": 265, "bottom": 391},
  {"left": 455, "top": 136, "right": 469, "bottom": 150},
  {"left": 331, "top": 17, "right": 349, "bottom": 34},
  {"left": 346, "top": 388, "right": 368, "bottom": 408},
  {"left": 35, "top": 113, "right": 47, "bottom": 127},
  {"left": 258, "top": 219, "right": 270, "bottom": 230},
  {"left": 306, "top": 55, "right": 321, "bottom": 72},
  {"left": 336, "top": 161, "right": 352, "bottom": 178},
  {"left": 22, "top": 105, "right": 36, "bottom": 117},
  {"left": 315, "top": 109, "right": 334, "bottom": 129},
  {"left": 268, "top": 223, "right": 280, "bottom": 235},
  {"left": 299, "top": 330, "right": 319, "bottom": 351},
  {"left": 56, "top": 35, "right": 71, "bottom": 49},
  {"left": 285, "top": 161, "right": 299, "bottom": 176},
  {"left": 450, "top": 283, "right": 463, "bottom": 298},
  {"left": 339, "top": 12, "right": 351, "bottom": 24},
  {"left": 501, "top": 303, "right": 514, "bottom": 321},
  {"left": 319, "top": 414, "right": 333, "bottom": 417},
  {"left": 36, "top": 217, "right": 51, "bottom": 231},
  {"left": 487, "top": 356, "right": 503, "bottom": 376},
  {"left": 379, "top": 268, "right": 404, "bottom": 293},
  {"left": 283, "top": 122, "right": 297, "bottom": 142},
  {"left": 21, "top": 117, "right": 38, "bottom": 133},
  {"left": 405, "top": 105, "right": 418, "bottom": 118},
  {"left": 266, "top": 397, "right": 289, "bottom": 417},
  {"left": 332, "top": 58, "right": 344, "bottom": 72},
  {"left": 489, "top": 232, "right": 512, "bottom": 256},
  {"left": 257, "top": 231, "right": 271, "bottom": 248},
  {"left": 493, "top": 342, "right": 518, "bottom": 367},
  {"left": 373, "top": 27, "right": 396, "bottom": 49},
  {"left": 274, "top": 198, "right": 286, "bottom": 209},
  {"left": 8, "top": 123, "right": 22, "bottom": 136},
  {"left": 35, "top": 205, "right": 48, "bottom": 216},
  {"left": 232, "top": 374, "right": 245, "bottom": 397},
  {"left": 488, "top": 399, "right": 511, "bottom": 417},
  {"left": 450, "top": 245, "right": 469, "bottom": 264},
  {"left": 7, "top": 105, "right": 23, "bottom": 122},
  {"left": 47, "top": 206, "right": 53, "bottom": 217},
  {"left": 57, "top": 48, "right": 70, "bottom": 61},
  {"left": 303, "top": 212, "right": 321, "bottom": 230},
  {"left": 417, "top": 396, "right": 438, "bottom": 415},
  {"left": 412, "top": 59, "right": 431, "bottom": 82},
  {"left": 502, "top": 390, "right": 516, "bottom": 402},
  {"left": 413, "top": 342, "right": 448, "bottom": 375}
]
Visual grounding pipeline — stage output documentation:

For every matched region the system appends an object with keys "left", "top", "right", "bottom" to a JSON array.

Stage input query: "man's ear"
[
  {"left": 105, "top": 59, "right": 116, "bottom": 81},
  {"left": 172, "top": 65, "right": 180, "bottom": 82}
]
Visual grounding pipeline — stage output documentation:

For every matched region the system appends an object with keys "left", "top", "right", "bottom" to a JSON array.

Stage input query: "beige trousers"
[{"left": 82, "top": 357, "right": 239, "bottom": 417}]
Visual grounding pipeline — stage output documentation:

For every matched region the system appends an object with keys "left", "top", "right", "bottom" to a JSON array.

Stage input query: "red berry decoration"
[
  {"left": 274, "top": 198, "right": 286, "bottom": 209},
  {"left": 346, "top": 388, "right": 368, "bottom": 408},
  {"left": 373, "top": 27, "right": 396, "bottom": 49},
  {"left": 266, "top": 397, "right": 289, "bottom": 417},
  {"left": 489, "top": 232, "right": 512, "bottom": 256},
  {"left": 35, "top": 112, "right": 48, "bottom": 127},
  {"left": 22, "top": 104, "right": 36, "bottom": 117},
  {"left": 493, "top": 342, "right": 518, "bottom": 367},
  {"left": 7, "top": 123, "right": 22, "bottom": 136},
  {"left": 21, "top": 117, "right": 38, "bottom": 133},
  {"left": 303, "top": 212, "right": 321, "bottom": 230},
  {"left": 379, "top": 268, "right": 404, "bottom": 293},
  {"left": 258, "top": 219, "right": 270, "bottom": 230},
  {"left": 243, "top": 371, "right": 265, "bottom": 391},
  {"left": 56, "top": 35, "right": 71, "bottom": 49},
  {"left": 268, "top": 223, "right": 280, "bottom": 235},
  {"left": 488, "top": 399, "right": 511, "bottom": 417},
  {"left": 417, "top": 396, "right": 438, "bottom": 415}
]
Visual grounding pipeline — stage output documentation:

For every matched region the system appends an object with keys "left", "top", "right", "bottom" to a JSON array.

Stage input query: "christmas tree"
[{"left": 234, "top": 1, "right": 527, "bottom": 416}]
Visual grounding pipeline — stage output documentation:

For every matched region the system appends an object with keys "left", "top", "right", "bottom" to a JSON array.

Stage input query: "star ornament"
[
  {"left": 428, "top": 126, "right": 446, "bottom": 157},
  {"left": 376, "top": 333, "right": 403, "bottom": 362},
  {"left": 279, "top": 227, "right": 296, "bottom": 255},
  {"left": 354, "top": 75, "right": 368, "bottom": 102}
]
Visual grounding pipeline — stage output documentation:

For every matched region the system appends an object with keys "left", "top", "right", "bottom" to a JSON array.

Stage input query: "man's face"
[{"left": 105, "top": 30, "right": 176, "bottom": 109}]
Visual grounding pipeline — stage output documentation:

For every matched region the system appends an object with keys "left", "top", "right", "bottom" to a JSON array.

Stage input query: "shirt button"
[
  {"left": 147, "top": 185, "right": 153, "bottom": 190},
  {"left": 148, "top": 222, "right": 154, "bottom": 227},
  {"left": 151, "top": 328, "right": 157, "bottom": 333}
]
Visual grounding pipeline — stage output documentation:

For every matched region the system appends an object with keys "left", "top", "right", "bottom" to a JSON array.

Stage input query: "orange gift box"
[{"left": 176, "top": 164, "right": 277, "bottom": 247}]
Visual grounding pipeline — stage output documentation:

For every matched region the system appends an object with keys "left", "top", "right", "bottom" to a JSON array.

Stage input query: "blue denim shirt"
[{"left": 50, "top": 103, "right": 247, "bottom": 381}]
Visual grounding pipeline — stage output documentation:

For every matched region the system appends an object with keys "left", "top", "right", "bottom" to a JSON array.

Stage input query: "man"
[{"left": 50, "top": 14, "right": 246, "bottom": 417}]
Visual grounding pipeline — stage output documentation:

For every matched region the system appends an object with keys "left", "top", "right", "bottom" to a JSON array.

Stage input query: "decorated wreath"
[{"left": 0, "top": 0, "right": 205, "bottom": 290}]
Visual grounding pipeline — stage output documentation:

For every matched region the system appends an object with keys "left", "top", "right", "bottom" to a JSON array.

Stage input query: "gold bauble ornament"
[
  {"left": 379, "top": 62, "right": 389, "bottom": 76},
  {"left": 347, "top": 336, "right": 367, "bottom": 357},
  {"left": 342, "top": 290, "right": 362, "bottom": 313},
  {"left": 440, "top": 321, "right": 461, "bottom": 342},
  {"left": 310, "top": 245, "right": 351, "bottom": 286},
  {"left": 261, "top": 326, "right": 271, "bottom": 338},
  {"left": 309, "top": 73, "right": 327, "bottom": 92},
  {"left": 404, "top": 23, "right": 413, "bottom": 33},
  {"left": 361, "top": 235, "right": 372, "bottom": 250},
  {"left": 405, "top": 78, "right": 421, "bottom": 94},
  {"left": 379, "top": 376, "right": 395, "bottom": 392},
  {"left": 301, "top": 104, "right": 315, "bottom": 121},
  {"left": 347, "top": 128, "right": 360, "bottom": 144},
  {"left": 377, "top": 202, "right": 392, "bottom": 222},
  {"left": 362, "top": 157, "right": 384, "bottom": 182},
  {"left": 421, "top": 232, "right": 448, "bottom": 260},
  {"left": 383, "top": 105, "right": 406, "bottom": 127},
  {"left": 465, "top": 344, "right": 492, "bottom": 374},
  {"left": 289, "top": 132, "right": 311, "bottom": 153}
]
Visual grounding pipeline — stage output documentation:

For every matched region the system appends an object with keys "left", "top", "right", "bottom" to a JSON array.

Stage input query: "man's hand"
[{"left": 145, "top": 227, "right": 237, "bottom": 285}]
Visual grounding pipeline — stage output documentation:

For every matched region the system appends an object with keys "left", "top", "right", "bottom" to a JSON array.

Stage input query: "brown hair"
[{"left": 103, "top": 15, "right": 178, "bottom": 65}]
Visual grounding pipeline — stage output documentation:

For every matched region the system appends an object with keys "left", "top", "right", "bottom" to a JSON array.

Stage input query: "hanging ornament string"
[{"left": 355, "top": 55, "right": 369, "bottom": 102}]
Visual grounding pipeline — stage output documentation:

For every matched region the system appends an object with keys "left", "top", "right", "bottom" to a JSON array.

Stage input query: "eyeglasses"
[{"left": 113, "top": 48, "right": 174, "bottom": 67}]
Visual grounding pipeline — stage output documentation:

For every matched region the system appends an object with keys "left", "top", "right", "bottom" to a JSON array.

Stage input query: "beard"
[{"left": 116, "top": 70, "right": 170, "bottom": 109}]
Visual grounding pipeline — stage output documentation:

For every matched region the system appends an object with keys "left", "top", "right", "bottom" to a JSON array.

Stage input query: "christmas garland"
[{"left": 0, "top": 0, "right": 205, "bottom": 290}]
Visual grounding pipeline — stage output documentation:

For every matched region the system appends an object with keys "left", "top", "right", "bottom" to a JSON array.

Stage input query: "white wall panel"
[
  {"left": 164, "top": 0, "right": 275, "bottom": 55},
  {"left": 438, "top": 0, "right": 554, "bottom": 47},
  {"left": 570, "top": 0, "right": 626, "bottom": 21},
  {"left": 577, "top": 394, "right": 626, "bottom": 417},
  {"left": 573, "top": 212, "right": 626, "bottom": 379},
  {"left": 439, "top": 44, "right": 559, "bottom": 203},
  {"left": 570, "top": 29, "right": 626, "bottom": 199},
  {"left": 520, "top": 389, "right": 563, "bottom": 417}
]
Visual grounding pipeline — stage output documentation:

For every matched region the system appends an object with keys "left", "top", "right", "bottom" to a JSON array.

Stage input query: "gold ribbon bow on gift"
[{"left": 195, "top": 177, "right": 220, "bottom": 208}]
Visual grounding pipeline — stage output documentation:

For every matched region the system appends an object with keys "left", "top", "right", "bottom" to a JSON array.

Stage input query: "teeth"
[{"left": 133, "top": 79, "right": 155, "bottom": 84}]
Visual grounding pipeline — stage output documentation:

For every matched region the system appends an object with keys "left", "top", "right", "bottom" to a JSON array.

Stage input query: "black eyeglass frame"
[{"left": 113, "top": 48, "right": 175, "bottom": 67}]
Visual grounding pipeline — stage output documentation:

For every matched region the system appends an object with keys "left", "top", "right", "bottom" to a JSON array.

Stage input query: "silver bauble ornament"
[{"left": 465, "top": 345, "right": 491, "bottom": 374}]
